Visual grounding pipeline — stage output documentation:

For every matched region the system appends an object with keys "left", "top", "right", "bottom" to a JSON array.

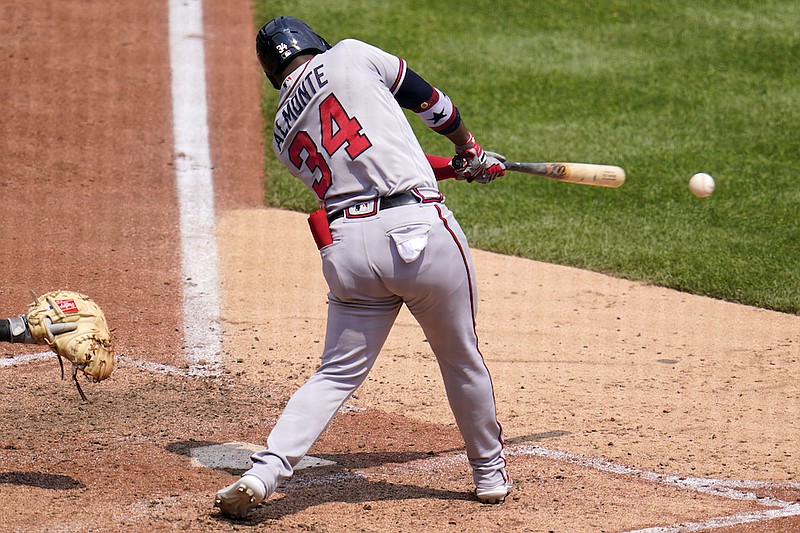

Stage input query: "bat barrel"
[{"left": 505, "top": 162, "right": 625, "bottom": 188}]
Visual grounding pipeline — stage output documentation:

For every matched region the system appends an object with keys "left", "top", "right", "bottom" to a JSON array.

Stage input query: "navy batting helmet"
[{"left": 256, "top": 16, "right": 331, "bottom": 86}]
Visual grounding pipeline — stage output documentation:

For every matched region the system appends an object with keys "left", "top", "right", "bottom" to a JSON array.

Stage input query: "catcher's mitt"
[{"left": 26, "top": 290, "right": 114, "bottom": 400}]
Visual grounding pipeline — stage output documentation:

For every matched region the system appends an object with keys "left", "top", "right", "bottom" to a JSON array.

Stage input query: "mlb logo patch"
[
  {"left": 351, "top": 202, "right": 372, "bottom": 214},
  {"left": 345, "top": 199, "right": 378, "bottom": 219},
  {"left": 55, "top": 299, "right": 79, "bottom": 314}
]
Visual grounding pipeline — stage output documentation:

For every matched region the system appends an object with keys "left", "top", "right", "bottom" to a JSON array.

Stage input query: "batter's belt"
[{"left": 328, "top": 190, "right": 439, "bottom": 223}]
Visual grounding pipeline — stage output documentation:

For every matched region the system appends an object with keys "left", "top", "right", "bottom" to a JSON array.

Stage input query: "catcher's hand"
[
  {"left": 6, "top": 315, "right": 77, "bottom": 343},
  {"left": 26, "top": 290, "right": 115, "bottom": 401}
]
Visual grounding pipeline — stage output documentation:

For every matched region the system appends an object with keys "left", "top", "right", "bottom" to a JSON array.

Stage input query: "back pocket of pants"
[{"left": 387, "top": 223, "right": 431, "bottom": 263}]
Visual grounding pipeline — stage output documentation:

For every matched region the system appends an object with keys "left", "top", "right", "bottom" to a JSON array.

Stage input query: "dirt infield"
[{"left": 1, "top": 1, "right": 798, "bottom": 531}]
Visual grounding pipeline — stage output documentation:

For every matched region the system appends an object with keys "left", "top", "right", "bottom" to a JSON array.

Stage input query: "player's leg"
[
  {"left": 216, "top": 222, "right": 403, "bottom": 518},
  {"left": 248, "top": 294, "right": 400, "bottom": 482},
  {"left": 383, "top": 204, "right": 510, "bottom": 500},
  {"left": 216, "top": 295, "right": 401, "bottom": 517},
  {"left": 417, "top": 305, "right": 511, "bottom": 502}
]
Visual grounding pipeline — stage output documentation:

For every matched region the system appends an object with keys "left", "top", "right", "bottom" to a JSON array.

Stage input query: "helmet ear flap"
[
  {"left": 265, "top": 72, "right": 281, "bottom": 90},
  {"left": 256, "top": 51, "right": 280, "bottom": 89},
  {"left": 257, "top": 52, "right": 275, "bottom": 76}
]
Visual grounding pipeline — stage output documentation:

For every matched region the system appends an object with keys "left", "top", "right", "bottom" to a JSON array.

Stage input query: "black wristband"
[{"left": 0, "top": 319, "right": 12, "bottom": 342}]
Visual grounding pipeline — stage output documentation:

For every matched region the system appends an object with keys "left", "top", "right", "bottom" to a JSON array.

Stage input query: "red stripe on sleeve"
[{"left": 390, "top": 58, "right": 406, "bottom": 93}]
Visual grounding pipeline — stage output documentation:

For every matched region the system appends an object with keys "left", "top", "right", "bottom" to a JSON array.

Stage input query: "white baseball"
[{"left": 689, "top": 172, "right": 715, "bottom": 198}]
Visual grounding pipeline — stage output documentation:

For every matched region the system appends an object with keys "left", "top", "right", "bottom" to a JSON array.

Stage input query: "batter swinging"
[{"left": 215, "top": 16, "right": 510, "bottom": 519}]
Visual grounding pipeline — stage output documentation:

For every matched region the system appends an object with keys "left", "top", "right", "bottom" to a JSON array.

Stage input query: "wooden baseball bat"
[{"left": 504, "top": 161, "right": 626, "bottom": 188}]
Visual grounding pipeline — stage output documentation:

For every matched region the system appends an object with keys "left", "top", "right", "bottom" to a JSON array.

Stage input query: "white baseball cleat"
[
  {"left": 214, "top": 475, "right": 267, "bottom": 519},
  {"left": 476, "top": 481, "right": 513, "bottom": 504}
]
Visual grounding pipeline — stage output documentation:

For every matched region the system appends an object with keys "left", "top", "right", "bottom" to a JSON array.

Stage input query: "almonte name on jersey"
[{"left": 274, "top": 63, "right": 328, "bottom": 152}]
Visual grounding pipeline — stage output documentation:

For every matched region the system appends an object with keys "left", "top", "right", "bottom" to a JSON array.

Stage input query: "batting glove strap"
[{"left": 454, "top": 132, "right": 482, "bottom": 158}]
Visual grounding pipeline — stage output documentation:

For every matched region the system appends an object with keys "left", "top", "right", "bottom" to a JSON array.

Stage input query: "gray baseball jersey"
[
  {"left": 272, "top": 39, "right": 442, "bottom": 214},
  {"left": 245, "top": 38, "right": 509, "bottom": 499}
]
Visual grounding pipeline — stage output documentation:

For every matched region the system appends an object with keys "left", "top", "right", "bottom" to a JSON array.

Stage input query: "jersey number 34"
[{"left": 288, "top": 94, "right": 373, "bottom": 199}]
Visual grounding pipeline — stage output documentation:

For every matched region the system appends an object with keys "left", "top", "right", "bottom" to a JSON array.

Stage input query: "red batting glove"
[{"left": 452, "top": 133, "right": 506, "bottom": 183}]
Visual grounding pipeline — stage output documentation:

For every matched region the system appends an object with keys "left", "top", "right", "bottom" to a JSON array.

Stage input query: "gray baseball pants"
[{"left": 245, "top": 200, "right": 507, "bottom": 497}]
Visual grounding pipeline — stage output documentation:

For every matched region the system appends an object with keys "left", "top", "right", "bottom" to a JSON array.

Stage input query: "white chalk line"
[
  {"left": 0, "top": 351, "right": 53, "bottom": 367},
  {"left": 627, "top": 506, "right": 800, "bottom": 533},
  {"left": 515, "top": 446, "right": 800, "bottom": 531},
  {"left": 168, "top": 0, "right": 222, "bottom": 369},
  {"left": 0, "top": 351, "right": 222, "bottom": 378},
  {"left": 515, "top": 445, "right": 800, "bottom": 497},
  {"left": 118, "top": 355, "right": 222, "bottom": 378}
]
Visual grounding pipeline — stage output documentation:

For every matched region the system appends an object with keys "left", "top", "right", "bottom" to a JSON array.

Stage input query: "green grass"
[{"left": 253, "top": 1, "right": 800, "bottom": 314}]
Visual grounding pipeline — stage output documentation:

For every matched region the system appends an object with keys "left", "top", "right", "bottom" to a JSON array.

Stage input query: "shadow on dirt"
[
  {"left": 506, "top": 430, "right": 570, "bottom": 444},
  {"left": 165, "top": 439, "right": 219, "bottom": 457},
  {"left": 0, "top": 471, "right": 84, "bottom": 490},
  {"left": 211, "top": 475, "right": 474, "bottom": 525}
]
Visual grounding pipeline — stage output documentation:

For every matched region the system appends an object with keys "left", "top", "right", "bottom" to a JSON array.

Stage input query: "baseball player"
[{"left": 215, "top": 16, "right": 510, "bottom": 519}]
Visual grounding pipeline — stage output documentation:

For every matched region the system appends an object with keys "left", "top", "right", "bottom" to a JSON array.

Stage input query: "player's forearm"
[
  {"left": 395, "top": 65, "right": 487, "bottom": 178},
  {"left": 444, "top": 121, "right": 471, "bottom": 148},
  {"left": 0, "top": 316, "right": 34, "bottom": 343}
]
